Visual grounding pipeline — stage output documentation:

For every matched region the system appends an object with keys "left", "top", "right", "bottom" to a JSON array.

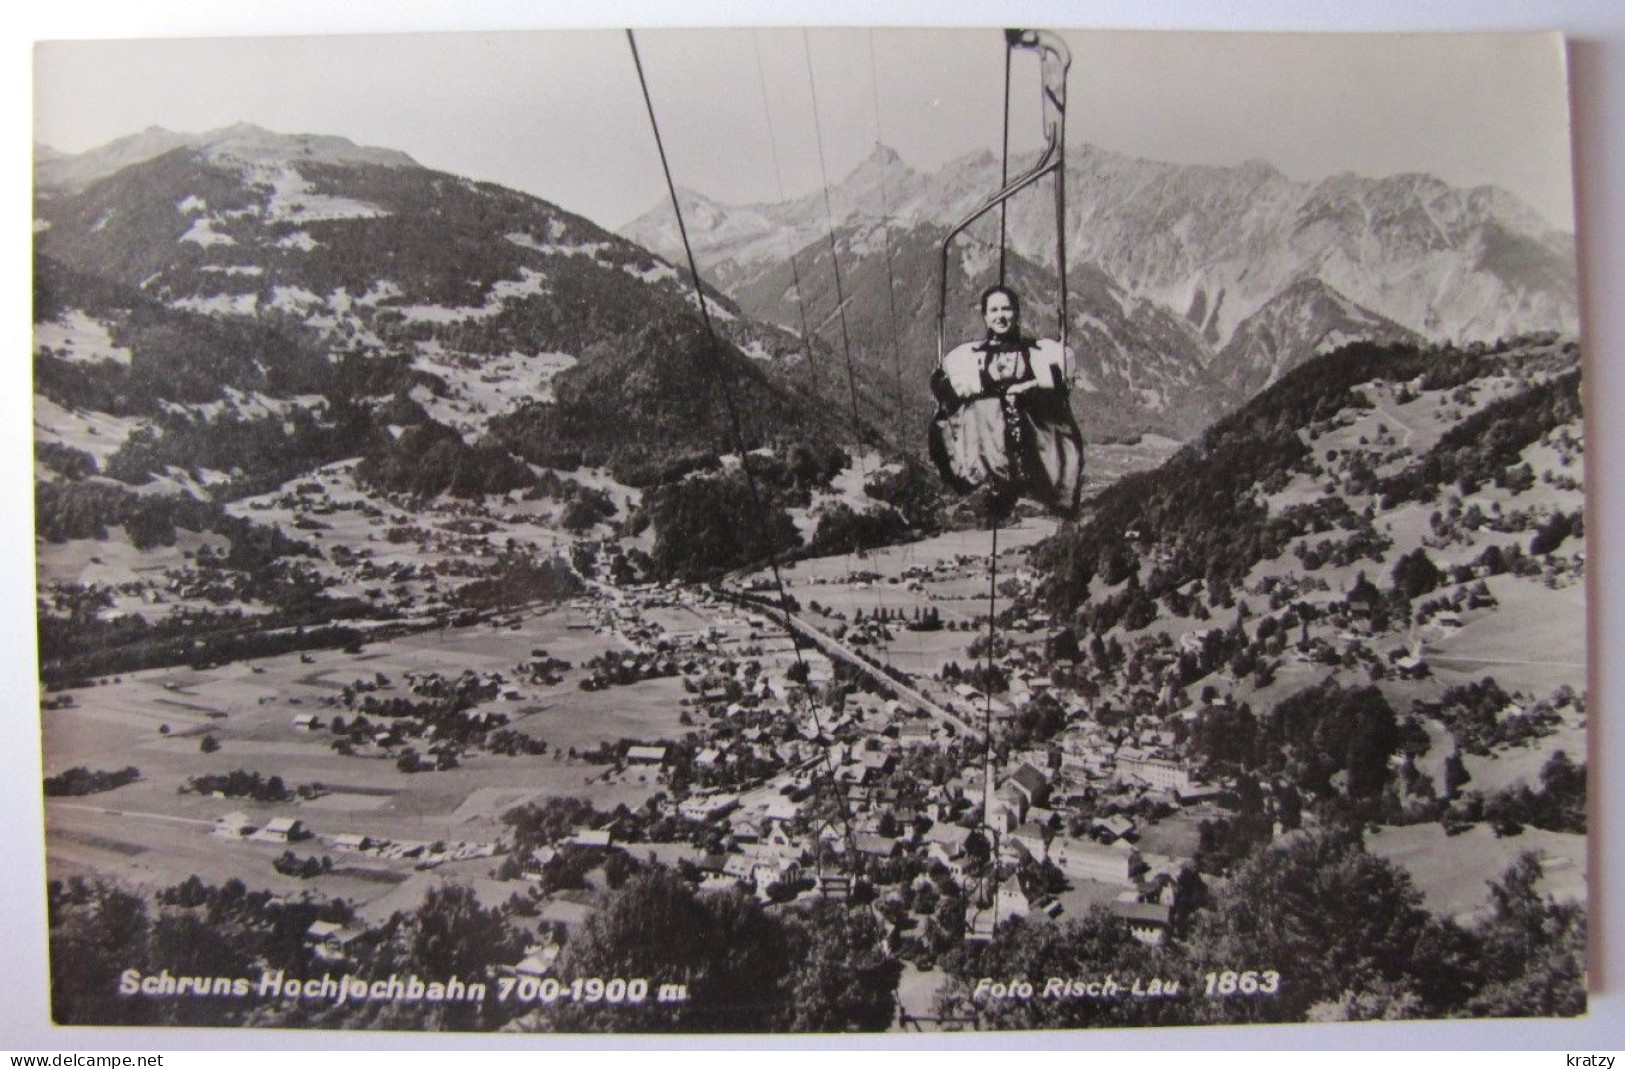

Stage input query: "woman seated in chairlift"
[{"left": 929, "top": 284, "right": 1084, "bottom": 520}]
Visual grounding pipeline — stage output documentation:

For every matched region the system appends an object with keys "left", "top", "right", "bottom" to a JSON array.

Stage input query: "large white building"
[
  {"left": 1117, "top": 752, "right": 1195, "bottom": 793},
  {"left": 1048, "top": 835, "right": 1139, "bottom": 886}
]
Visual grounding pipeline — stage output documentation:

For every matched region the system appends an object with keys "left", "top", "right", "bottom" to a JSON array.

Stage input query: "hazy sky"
[{"left": 35, "top": 26, "right": 1576, "bottom": 236}]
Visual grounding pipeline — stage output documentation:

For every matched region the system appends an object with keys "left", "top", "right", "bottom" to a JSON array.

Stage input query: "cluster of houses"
[
  {"left": 237, "top": 469, "right": 583, "bottom": 619},
  {"left": 501, "top": 719, "right": 1214, "bottom": 951},
  {"left": 248, "top": 570, "right": 1236, "bottom": 964},
  {"left": 213, "top": 808, "right": 501, "bottom": 873},
  {"left": 213, "top": 813, "right": 309, "bottom": 843},
  {"left": 477, "top": 589, "right": 1230, "bottom": 952},
  {"left": 558, "top": 578, "right": 1233, "bottom": 950}
]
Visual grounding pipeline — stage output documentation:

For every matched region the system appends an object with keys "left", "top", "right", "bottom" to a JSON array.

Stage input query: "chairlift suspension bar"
[
  {"left": 999, "top": 44, "right": 1012, "bottom": 285},
  {"left": 936, "top": 28, "right": 1071, "bottom": 368},
  {"left": 1052, "top": 38, "right": 1069, "bottom": 352}
]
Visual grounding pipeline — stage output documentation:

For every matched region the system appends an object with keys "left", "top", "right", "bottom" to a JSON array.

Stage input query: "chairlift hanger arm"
[{"left": 937, "top": 28, "right": 1072, "bottom": 364}]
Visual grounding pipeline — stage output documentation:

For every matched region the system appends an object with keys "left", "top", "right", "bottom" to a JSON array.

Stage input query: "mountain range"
[
  {"left": 33, "top": 123, "right": 865, "bottom": 494},
  {"left": 30, "top": 123, "right": 1591, "bottom": 745},
  {"left": 33, "top": 122, "right": 1578, "bottom": 477},
  {"left": 622, "top": 142, "right": 1576, "bottom": 436}
]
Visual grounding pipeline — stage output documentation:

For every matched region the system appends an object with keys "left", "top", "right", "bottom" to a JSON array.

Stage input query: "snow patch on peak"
[
  {"left": 197, "top": 123, "right": 418, "bottom": 170},
  {"left": 179, "top": 216, "right": 235, "bottom": 247},
  {"left": 256, "top": 166, "right": 390, "bottom": 223},
  {"left": 35, "top": 310, "right": 133, "bottom": 367},
  {"left": 687, "top": 289, "right": 736, "bottom": 322},
  {"left": 171, "top": 293, "right": 260, "bottom": 317},
  {"left": 409, "top": 344, "right": 578, "bottom": 439},
  {"left": 506, "top": 231, "right": 611, "bottom": 258},
  {"left": 275, "top": 230, "right": 319, "bottom": 252},
  {"left": 399, "top": 268, "right": 549, "bottom": 324},
  {"left": 321, "top": 283, "right": 400, "bottom": 318},
  {"left": 33, "top": 395, "right": 151, "bottom": 464},
  {"left": 356, "top": 280, "right": 404, "bottom": 307},
  {"left": 624, "top": 261, "right": 680, "bottom": 285},
  {"left": 269, "top": 286, "right": 324, "bottom": 313}
]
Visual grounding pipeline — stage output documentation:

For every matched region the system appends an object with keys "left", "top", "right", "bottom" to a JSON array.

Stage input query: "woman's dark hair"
[{"left": 979, "top": 284, "right": 1021, "bottom": 318}]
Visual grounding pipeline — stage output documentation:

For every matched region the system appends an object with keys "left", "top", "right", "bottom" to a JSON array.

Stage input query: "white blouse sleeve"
[
  {"left": 1029, "top": 338, "right": 1074, "bottom": 389},
  {"left": 940, "top": 343, "right": 985, "bottom": 399}
]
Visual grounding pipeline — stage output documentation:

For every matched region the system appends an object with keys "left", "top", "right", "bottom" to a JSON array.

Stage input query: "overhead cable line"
[
  {"left": 626, "top": 29, "right": 862, "bottom": 874},
  {"left": 752, "top": 30, "right": 822, "bottom": 393},
  {"left": 801, "top": 28, "right": 879, "bottom": 597},
  {"left": 800, "top": 28, "right": 866, "bottom": 446},
  {"left": 999, "top": 43, "right": 1013, "bottom": 285},
  {"left": 865, "top": 29, "right": 909, "bottom": 450}
]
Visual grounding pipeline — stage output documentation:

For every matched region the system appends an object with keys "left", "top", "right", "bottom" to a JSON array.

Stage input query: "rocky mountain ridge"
[
  {"left": 33, "top": 124, "right": 860, "bottom": 491},
  {"left": 622, "top": 143, "right": 1577, "bottom": 432}
]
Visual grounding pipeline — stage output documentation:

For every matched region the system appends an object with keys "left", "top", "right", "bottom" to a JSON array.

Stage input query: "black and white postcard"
[{"left": 30, "top": 24, "right": 1589, "bottom": 1034}]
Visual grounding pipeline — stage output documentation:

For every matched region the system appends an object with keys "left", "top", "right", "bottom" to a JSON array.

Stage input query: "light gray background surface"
[{"left": 7, "top": 0, "right": 1623, "bottom": 1051}]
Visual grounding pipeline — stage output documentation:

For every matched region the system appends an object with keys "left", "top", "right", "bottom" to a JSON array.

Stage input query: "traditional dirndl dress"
[{"left": 928, "top": 335, "right": 1084, "bottom": 517}]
